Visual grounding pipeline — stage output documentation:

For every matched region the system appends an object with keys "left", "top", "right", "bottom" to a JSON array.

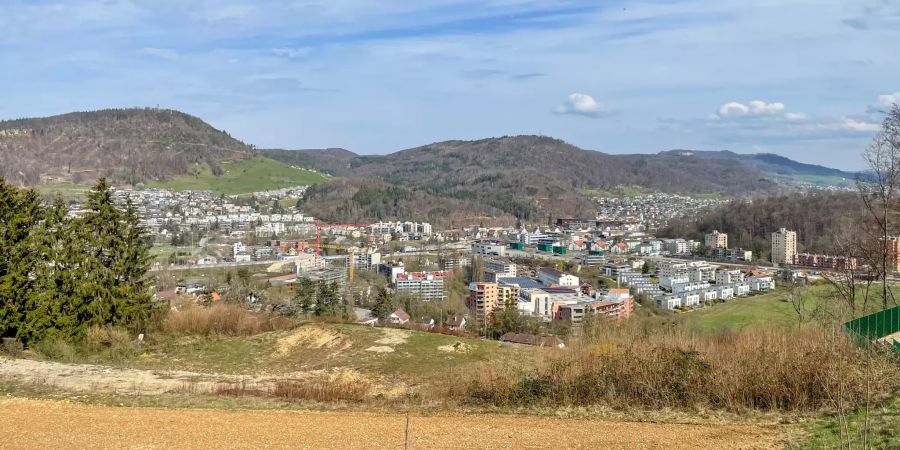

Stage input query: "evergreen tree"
[
  {"left": 0, "top": 178, "right": 159, "bottom": 344},
  {"left": 0, "top": 179, "right": 42, "bottom": 339},
  {"left": 372, "top": 287, "right": 394, "bottom": 319},
  {"left": 114, "top": 198, "right": 157, "bottom": 330},
  {"left": 293, "top": 278, "right": 316, "bottom": 315},
  {"left": 313, "top": 280, "right": 340, "bottom": 317},
  {"left": 23, "top": 196, "right": 81, "bottom": 342}
]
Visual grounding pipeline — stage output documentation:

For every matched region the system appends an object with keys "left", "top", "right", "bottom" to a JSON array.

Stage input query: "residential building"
[
  {"left": 672, "top": 281, "right": 711, "bottom": 294},
  {"left": 468, "top": 282, "right": 499, "bottom": 323},
  {"left": 379, "top": 263, "right": 406, "bottom": 283},
  {"left": 688, "top": 262, "right": 715, "bottom": 283},
  {"left": 389, "top": 309, "right": 410, "bottom": 325},
  {"left": 472, "top": 240, "right": 507, "bottom": 257},
  {"left": 715, "top": 269, "right": 744, "bottom": 285},
  {"left": 771, "top": 228, "right": 797, "bottom": 265},
  {"left": 891, "top": 238, "right": 900, "bottom": 273},
  {"left": 483, "top": 258, "right": 517, "bottom": 279},
  {"left": 655, "top": 294, "right": 683, "bottom": 310},
  {"left": 395, "top": 271, "right": 449, "bottom": 301},
  {"left": 537, "top": 267, "right": 580, "bottom": 287},
  {"left": 602, "top": 289, "right": 634, "bottom": 319},
  {"left": 446, "top": 316, "right": 467, "bottom": 331},
  {"left": 439, "top": 255, "right": 470, "bottom": 271},
  {"left": 580, "top": 254, "right": 606, "bottom": 266},
  {"left": 792, "top": 253, "right": 857, "bottom": 270},
  {"left": 704, "top": 230, "right": 728, "bottom": 249},
  {"left": 748, "top": 276, "right": 776, "bottom": 292},
  {"left": 352, "top": 250, "right": 382, "bottom": 272},
  {"left": 657, "top": 260, "right": 688, "bottom": 278}
]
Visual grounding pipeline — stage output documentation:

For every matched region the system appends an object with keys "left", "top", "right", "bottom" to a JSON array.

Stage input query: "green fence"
[{"left": 844, "top": 305, "right": 900, "bottom": 349}]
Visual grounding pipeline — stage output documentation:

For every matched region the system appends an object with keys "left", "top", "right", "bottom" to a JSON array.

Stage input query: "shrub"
[
  {"left": 32, "top": 338, "right": 78, "bottom": 363},
  {"left": 1, "top": 338, "right": 24, "bottom": 357},
  {"left": 452, "top": 323, "right": 900, "bottom": 412},
  {"left": 272, "top": 378, "right": 371, "bottom": 403},
  {"left": 163, "top": 304, "right": 296, "bottom": 336}
]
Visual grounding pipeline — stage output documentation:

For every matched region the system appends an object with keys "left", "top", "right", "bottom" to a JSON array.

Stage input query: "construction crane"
[
  {"left": 314, "top": 220, "right": 370, "bottom": 256},
  {"left": 315, "top": 242, "right": 369, "bottom": 282}
]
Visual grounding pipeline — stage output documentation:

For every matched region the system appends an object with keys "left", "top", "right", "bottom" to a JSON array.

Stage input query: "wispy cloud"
[{"left": 0, "top": 0, "right": 898, "bottom": 167}]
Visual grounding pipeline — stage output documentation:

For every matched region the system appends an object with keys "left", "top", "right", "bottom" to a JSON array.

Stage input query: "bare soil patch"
[{"left": 0, "top": 398, "right": 787, "bottom": 449}]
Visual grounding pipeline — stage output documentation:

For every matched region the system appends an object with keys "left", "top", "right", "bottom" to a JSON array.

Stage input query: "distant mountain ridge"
[
  {"left": 0, "top": 107, "right": 858, "bottom": 225},
  {"left": 0, "top": 108, "right": 251, "bottom": 185},
  {"left": 658, "top": 149, "right": 860, "bottom": 179},
  {"left": 269, "top": 137, "right": 858, "bottom": 224}
]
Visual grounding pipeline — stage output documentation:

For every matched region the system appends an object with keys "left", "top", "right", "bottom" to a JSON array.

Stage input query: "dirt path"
[
  {"left": 0, "top": 398, "right": 785, "bottom": 449},
  {"left": 0, "top": 357, "right": 320, "bottom": 395}
]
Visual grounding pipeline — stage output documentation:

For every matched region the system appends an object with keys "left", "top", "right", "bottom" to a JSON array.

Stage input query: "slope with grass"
[
  {"left": 679, "top": 284, "right": 894, "bottom": 333},
  {"left": 147, "top": 156, "right": 330, "bottom": 195},
  {"left": 22, "top": 322, "right": 537, "bottom": 382}
]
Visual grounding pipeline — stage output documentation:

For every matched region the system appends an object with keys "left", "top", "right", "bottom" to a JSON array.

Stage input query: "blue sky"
[{"left": 2, "top": 0, "right": 898, "bottom": 169}]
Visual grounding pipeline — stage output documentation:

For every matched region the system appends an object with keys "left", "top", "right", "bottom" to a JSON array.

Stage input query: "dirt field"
[{"left": 0, "top": 398, "right": 786, "bottom": 449}]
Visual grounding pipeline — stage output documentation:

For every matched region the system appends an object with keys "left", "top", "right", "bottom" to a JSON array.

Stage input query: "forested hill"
[
  {"left": 659, "top": 190, "right": 865, "bottom": 260},
  {"left": 0, "top": 108, "right": 252, "bottom": 185},
  {"left": 659, "top": 149, "right": 860, "bottom": 178},
  {"left": 281, "top": 135, "right": 786, "bottom": 225}
]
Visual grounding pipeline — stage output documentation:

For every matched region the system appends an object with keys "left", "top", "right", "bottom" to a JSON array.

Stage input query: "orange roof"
[{"left": 609, "top": 289, "right": 630, "bottom": 294}]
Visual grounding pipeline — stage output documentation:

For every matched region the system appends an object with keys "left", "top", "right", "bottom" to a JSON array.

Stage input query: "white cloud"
[
  {"left": 716, "top": 100, "right": 785, "bottom": 118},
  {"left": 784, "top": 112, "right": 807, "bottom": 121},
  {"left": 878, "top": 91, "right": 900, "bottom": 107},
  {"left": 717, "top": 101, "right": 748, "bottom": 117},
  {"left": 838, "top": 117, "right": 880, "bottom": 132},
  {"left": 555, "top": 93, "right": 607, "bottom": 118}
]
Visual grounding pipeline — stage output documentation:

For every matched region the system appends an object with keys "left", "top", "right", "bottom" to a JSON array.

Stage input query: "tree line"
[{"left": 0, "top": 178, "right": 159, "bottom": 345}]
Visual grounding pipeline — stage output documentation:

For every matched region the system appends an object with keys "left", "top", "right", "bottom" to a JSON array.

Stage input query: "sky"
[{"left": 1, "top": 0, "right": 899, "bottom": 170}]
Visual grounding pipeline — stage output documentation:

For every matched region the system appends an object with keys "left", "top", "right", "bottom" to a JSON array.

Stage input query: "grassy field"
[
  {"left": 770, "top": 173, "right": 856, "bottom": 188},
  {"left": 31, "top": 183, "right": 93, "bottom": 201},
  {"left": 679, "top": 283, "right": 892, "bottom": 333},
  {"left": 798, "top": 395, "right": 900, "bottom": 449},
  {"left": 57, "top": 323, "right": 538, "bottom": 381},
  {"left": 148, "top": 156, "right": 330, "bottom": 195}
]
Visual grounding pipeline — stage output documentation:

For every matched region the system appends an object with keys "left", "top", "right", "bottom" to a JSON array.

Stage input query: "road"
[
  {"left": 0, "top": 398, "right": 786, "bottom": 449},
  {"left": 150, "top": 260, "right": 274, "bottom": 272}
]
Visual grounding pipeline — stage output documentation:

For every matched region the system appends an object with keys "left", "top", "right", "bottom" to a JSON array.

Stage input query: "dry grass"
[
  {"left": 163, "top": 304, "right": 296, "bottom": 337},
  {"left": 450, "top": 321, "right": 900, "bottom": 413},
  {"left": 208, "top": 373, "right": 373, "bottom": 403},
  {"left": 272, "top": 377, "right": 372, "bottom": 403}
]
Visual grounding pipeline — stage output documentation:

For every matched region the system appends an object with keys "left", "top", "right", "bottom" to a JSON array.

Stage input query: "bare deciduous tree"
[{"left": 857, "top": 105, "right": 900, "bottom": 309}]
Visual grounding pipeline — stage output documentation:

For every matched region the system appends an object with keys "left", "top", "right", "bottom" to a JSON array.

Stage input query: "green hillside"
[{"left": 148, "top": 157, "right": 330, "bottom": 195}]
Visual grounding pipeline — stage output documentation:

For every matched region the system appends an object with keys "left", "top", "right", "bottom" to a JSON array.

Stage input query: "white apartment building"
[
  {"left": 657, "top": 260, "right": 688, "bottom": 278},
  {"left": 771, "top": 228, "right": 797, "bottom": 265},
  {"left": 395, "top": 271, "right": 448, "bottom": 301},
  {"left": 715, "top": 269, "right": 744, "bottom": 285},
  {"left": 688, "top": 262, "right": 715, "bottom": 283},
  {"left": 748, "top": 276, "right": 776, "bottom": 291},
  {"left": 484, "top": 259, "right": 517, "bottom": 278},
  {"left": 353, "top": 250, "right": 382, "bottom": 271},
  {"left": 656, "top": 294, "right": 683, "bottom": 310},
  {"left": 537, "top": 267, "right": 580, "bottom": 287},
  {"left": 672, "top": 281, "right": 711, "bottom": 294},
  {"left": 715, "top": 285, "right": 735, "bottom": 300},
  {"left": 660, "top": 275, "right": 690, "bottom": 289},
  {"left": 472, "top": 241, "right": 506, "bottom": 257}
]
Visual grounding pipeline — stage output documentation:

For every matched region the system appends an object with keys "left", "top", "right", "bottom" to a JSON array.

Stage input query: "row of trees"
[
  {"left": 291, "top": 279, "right": 353, "bottom": 319},
  {"left": 0, "top": 178, "right": 159, "bottom": 344}
]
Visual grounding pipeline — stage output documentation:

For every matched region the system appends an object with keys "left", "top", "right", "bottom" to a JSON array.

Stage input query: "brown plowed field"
[{"left": 0, "top": 398, "right": 786, "bottom": 449}]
